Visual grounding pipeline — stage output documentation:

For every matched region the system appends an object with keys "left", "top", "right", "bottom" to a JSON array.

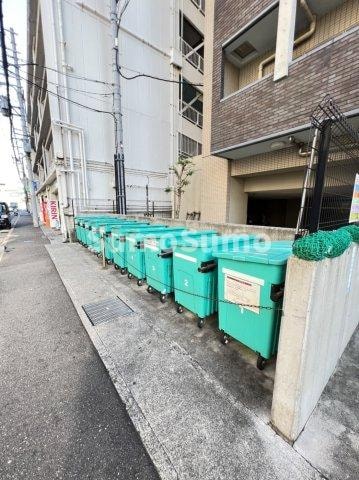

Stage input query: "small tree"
[{"left": 166, "top": 155, "right": 195, "bottom": 219}]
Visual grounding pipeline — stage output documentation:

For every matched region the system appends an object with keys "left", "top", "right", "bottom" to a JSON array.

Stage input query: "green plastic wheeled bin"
[
  {"left": 83, "top": 217, "right": 118, "bottom": 248},
  {"left": 112, "top": 224, "right": 167, "bottom": 274},
  {"left": 87, "top": 218, "right": 131, "bottom": 253},
  {"left": 76, "top": 216, "right": 110, "bottom": 245},
  {"left": 173, "top": 234, "right": 257, "bottom": 328},
  {"left": 143, "top": 230, "right": 217, "bottom": 302},
  {"left": 214, "top": 242, "right": 292, "bottom": 370},
  {"left": 101, "top": 222, "right": 145, "bottom": 263},
  {"left": 126, "top": 227, "right": 186, "bottom": 286}
]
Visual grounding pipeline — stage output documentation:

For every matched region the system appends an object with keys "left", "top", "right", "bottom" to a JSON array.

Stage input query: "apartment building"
[
  {"left": 26, "top": 0, "right": 206, "bottom": 236},
  {"left": 183, "top": 0, "right": 359, "bottom": 227}
]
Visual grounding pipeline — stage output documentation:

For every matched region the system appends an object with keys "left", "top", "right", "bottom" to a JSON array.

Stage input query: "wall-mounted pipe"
[
  {"left": 52, "top": 120, "right": 89, "bottom": 205},
  {"left": 56, "top": 0, "right": 77, "bottom": 207},
  {"left": 258, "top": 0, "right": 316, "bottom": 79}
]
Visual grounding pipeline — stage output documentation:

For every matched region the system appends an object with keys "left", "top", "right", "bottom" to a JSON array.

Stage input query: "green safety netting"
[
  {"left": 293, "top": 229, "right": 353, "bottom": 261},
  {"left": 339, "top": 224, "right": 359, "bottom": 243}
]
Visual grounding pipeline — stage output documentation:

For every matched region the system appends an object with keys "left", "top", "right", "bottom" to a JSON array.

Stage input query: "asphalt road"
[{"left": 0, "top": 214, "right": 160, "bottom": 480}]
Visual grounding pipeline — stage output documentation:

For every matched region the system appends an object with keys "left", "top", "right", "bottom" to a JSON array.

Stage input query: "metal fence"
[
  {"left": 296, "top": 96, "right": 359, "bottom": 236},
  {"left": 71, "top": 197, "right": 172, "bottom": 218}
]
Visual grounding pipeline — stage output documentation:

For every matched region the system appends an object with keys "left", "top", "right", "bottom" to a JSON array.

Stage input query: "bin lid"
[
  {"left": 177, "top": 234, "right": 255, "bottom": 249},
  {"left": 128, "top": 227, "right": 186, "bottom": 241},
  {"left": 214, "top": 244, "right": 292, "bottom": 265},
  {"left": 143, "top": 229, "right": 216, "bottom": 240}
]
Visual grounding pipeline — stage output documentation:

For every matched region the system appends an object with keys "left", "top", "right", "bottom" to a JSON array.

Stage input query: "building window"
[
  {"left": 191, "top": 0, "right": 205, "bottom": 14},
  {"left": 178, "top": 133, "right": 202, "bottom": 157},
  {"left": 180, "top": 14, "right": 204, "bottom": 73},
  {"left": 179, "top": 77, "right": 203, "bottom": 128}
]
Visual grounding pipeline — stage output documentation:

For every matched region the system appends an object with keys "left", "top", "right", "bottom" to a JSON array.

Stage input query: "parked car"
[{"left": 0, "top": 202, "right": 11, "bottom": 229}]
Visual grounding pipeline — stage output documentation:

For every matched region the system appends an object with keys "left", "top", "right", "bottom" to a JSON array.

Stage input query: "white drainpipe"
[
  {"left": 52, "top": 119, "right": 89, "bottom": 205},
  {"left": 56, "top": 0, "right": 77, "bottom": 210}
]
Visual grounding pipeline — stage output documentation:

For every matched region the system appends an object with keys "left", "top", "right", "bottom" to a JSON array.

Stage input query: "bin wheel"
[
  {"left": 137, "top": 279, "right": 143, "bottom": 287},
  {"left": 147, "top": 286, "right": 154, "bottom": 294},
  {"left": 197, "top": 318, "right": 205, "bottom": 329},
  {"left": 96, "top": 252, "right": 101, "bottom": 258},
  {"left": 105, "top": 259, "right": 110, "bottom": 265},
  {"left": 221, "top": 333, "right": 229, "bottom": 345},
  {"left": 160, "top": 294, "right": 167, "bottom": 303},
  {"left": 177, "top": 305, "right": 184, "bottom": 314},
  {"left": 256, "top": 355, "right": 266, "bottom": 371},
  {"left": 114, "top": 264, "right": 119, "bottom": 270},
  {"left": 120, "top": 268, "right": 127, "bottom": 275},
  {"left": 128, "top": 272, "right": 133, "bottom": 280}
]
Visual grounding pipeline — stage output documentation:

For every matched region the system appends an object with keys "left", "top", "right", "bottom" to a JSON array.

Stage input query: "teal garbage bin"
[
  {"left": 173, "top": 234, "right": 257, "bottom": 328},
  {"left": 143, "top": 229, "right": 217, "bottom": 302},
  {"left": 112, "top": 224, "right": 167, "bottom": 274},
  {"left": 214, "top": 242, "right": 292, "bottom": 370},
  {"left": 83, "top": 217, "right": 117, "bottom": 248},
  {"left": 101, "top": 221, "right": 145, "bottom": 263},
  {"left": 126, "top": 227, "right": 186, "bottom": 286},
  {"left": 76, "top": 216, "right": 110, "bottom": 245},
  {"left": 89, "top": 220, "right": 127, "bottom": 253}
]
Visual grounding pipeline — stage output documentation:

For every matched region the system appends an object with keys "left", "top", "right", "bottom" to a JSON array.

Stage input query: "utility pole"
[
  {"left": 9, "top": 28, "right": 39, "bottom": 226},
  {"left": 110, "top": 0, "right": 126, "bottom": 214}
]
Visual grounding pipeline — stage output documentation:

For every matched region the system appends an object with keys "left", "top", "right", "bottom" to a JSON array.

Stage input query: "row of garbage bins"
[{"left": 75, "top": 215, "right": 293, "bottom": 370}]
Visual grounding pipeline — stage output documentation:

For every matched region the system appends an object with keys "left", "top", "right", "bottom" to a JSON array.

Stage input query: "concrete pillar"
[
  {"left": 228, "top": 177, "right": 248, "bottom": 224},
  {"left": 271, "top": 245, "right": 359, "bottom": 442},
  {"left": 273, "top": 0, "right": 297, "bottom": 81}
]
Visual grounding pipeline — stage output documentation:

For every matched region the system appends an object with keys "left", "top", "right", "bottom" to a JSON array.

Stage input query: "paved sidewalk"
[
  {"left": 46, "top": 238, "right": 329, "bottom": 480},
  {"left": 0, "top": 214, "right": 160, "bottom": 479}
]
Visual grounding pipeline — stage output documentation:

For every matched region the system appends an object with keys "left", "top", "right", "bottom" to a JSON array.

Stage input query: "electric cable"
[
  {"left": 18, "top": 65, "right": 114, "bottom": 97},
  {"left": 8, "top": 67, "right": 115, "bottom": 116},
  {"left": 0, "top": 1, "right": 19, "bottom": 163},
  {"left": 17, "top": 62, "right": 114, "bottom": 86}
]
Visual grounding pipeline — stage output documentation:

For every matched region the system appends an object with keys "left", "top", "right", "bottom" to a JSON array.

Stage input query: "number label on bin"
[{"left": 223, "top": 268, "right": 264, "bottom": 315}]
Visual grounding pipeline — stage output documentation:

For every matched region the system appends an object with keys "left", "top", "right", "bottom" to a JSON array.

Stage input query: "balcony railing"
[
  {"left": 180, "top": 38, "right": 204, "bottom": 73},
  {"left": 191, "top": 0, "right": 205, "bottom": 14},
  {"left": 180, "top": 100, "right": 203, "bottom": 128}
]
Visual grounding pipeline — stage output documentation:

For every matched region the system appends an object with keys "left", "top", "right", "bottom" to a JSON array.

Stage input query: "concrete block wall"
[
  {"left": 271, "top": 244, "right": 359, "bottom": 442},
  {"left": 124, "top": 214, "right": 295, "bottom": 240}
]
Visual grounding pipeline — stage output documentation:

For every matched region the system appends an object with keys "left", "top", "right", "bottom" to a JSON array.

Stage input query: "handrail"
[
  {"left": 191, "top": 0, "right": 205, "bottom": 14},
  {"left": 180, "top": 100, "right": 203, "bottom": 128},
  {"left": 180, "top": 38, "right": 204, "bottom": 73}
]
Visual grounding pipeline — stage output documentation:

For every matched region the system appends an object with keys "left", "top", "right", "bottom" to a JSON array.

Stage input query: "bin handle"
[
  {"left": 270, "top": 283, "right": 285, "bottom": 302},
  {"left": 198, "top": 261, "right": 217, "bottom": 273},
  {"left": 158, "top": 249, "right": 173, "bottom": 258}
]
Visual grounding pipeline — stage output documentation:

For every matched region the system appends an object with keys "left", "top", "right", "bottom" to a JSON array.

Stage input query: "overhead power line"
[
  {"left": 20, "top": 66, "right": 114, "bottom": 97},
  {"left": 14, "top": 60, "right": 204, "bottom": 89},
  {"left": 17, "top": 62, "right": 114, "bottom": 86},
  {"left": 118, "top": 68, "right": 204, "bottom": 87},
  {"left": 8, "top": 67, "right": 115, "bottom": 116}
]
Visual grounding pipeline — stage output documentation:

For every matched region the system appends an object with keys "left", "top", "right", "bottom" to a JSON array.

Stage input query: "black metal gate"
[{"left": 296, "top": 95, "right": 359, "bottom": 237}]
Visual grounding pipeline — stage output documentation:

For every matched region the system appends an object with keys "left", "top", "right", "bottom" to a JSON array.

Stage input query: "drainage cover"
[{"left": 82, "top": 297, "right": 134, "bottom": 326}]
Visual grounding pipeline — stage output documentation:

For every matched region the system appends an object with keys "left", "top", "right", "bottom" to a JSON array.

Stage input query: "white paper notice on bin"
[{"left": 223, "top": 268, "right": 263, "bottom": 314}]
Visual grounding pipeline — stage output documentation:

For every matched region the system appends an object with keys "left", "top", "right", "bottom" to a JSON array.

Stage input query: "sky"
[{"left": 0, "top": 0, "right": 27, "bottom": 202}]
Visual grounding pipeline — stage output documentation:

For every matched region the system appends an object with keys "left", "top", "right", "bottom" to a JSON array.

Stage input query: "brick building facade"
[{"left": 182, "top": 0, "right": 359, "bottom": 228}]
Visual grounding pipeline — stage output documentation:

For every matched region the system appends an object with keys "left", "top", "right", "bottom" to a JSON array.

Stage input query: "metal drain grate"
[{"left": 82, "top": 297, "right": 134, "bottom": 326}]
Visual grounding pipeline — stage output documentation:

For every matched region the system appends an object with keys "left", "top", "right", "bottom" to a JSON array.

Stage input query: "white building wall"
[{"left": 34, "top": 0, "right": 203, "bottom": 221}]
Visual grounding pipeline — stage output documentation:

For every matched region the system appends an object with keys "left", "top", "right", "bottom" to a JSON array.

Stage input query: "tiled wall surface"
[{"left": 212, "top": 0, "right": 359, "bottom": 153}]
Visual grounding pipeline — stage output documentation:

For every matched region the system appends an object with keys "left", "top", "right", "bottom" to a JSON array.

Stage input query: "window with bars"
[{"left": 178, "top": 133, "right": 202, "bottom": 157}]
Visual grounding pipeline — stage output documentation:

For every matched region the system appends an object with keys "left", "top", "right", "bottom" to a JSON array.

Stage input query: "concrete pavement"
[
  {"left": 46, "top": 233, "right": 331, "bottom": 479},
  {"left": 0, "top": 214, "right": 160, "bottom": 479}
]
